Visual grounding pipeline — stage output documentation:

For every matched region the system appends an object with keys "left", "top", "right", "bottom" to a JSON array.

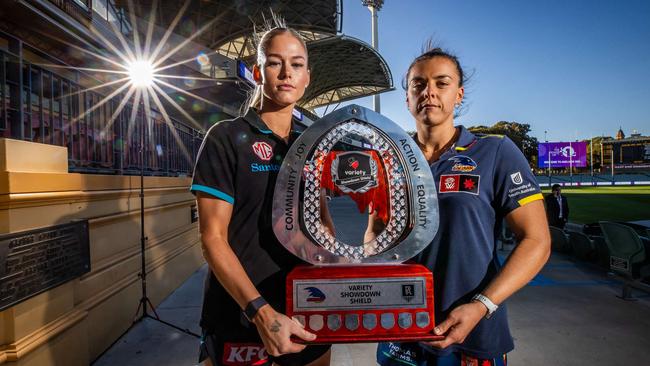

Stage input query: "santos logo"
[{"left": 251, "top": 163, "right": 280, "bottom": 172}]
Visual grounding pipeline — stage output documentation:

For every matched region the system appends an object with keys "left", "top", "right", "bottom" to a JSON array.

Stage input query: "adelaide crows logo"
[
  {"left": 305, "top": 287, "right": 326, "bottom": 303},
  {"left": 449, "top": 155, "right": 477, "bottom": 172}
]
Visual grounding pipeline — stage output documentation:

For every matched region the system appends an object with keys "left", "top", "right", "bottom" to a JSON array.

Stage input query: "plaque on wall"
[{"left": 0, "top": 221, "right": 90, "bottom": 311}]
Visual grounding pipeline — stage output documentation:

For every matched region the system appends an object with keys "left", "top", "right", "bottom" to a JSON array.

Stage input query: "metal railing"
[
  {"left": 0, "top": 47, "right": 203, "bottom": 177},
  {"left": 92, "top": 0, "right": 133, "bottom": 37},
  {"left": 48, "top": 0, "right": 93, "bottom": 23}
]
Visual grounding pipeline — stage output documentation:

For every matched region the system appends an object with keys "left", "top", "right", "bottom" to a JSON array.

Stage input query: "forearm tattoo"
[{"left": 270, "top": 320, "right": 281, "bottom": 333}]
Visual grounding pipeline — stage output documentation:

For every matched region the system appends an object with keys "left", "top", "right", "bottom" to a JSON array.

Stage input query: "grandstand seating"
[
  {"left": 549, "top": 226, "right": 571, "bottom": 253},
  {"left": 599, "top": 221, "right": 650, "bottom": 299},
  {"left": 535, "top": 173, "right": 650, "bottom": 186},
  {"left": 591, "top": 235, "right": 611, "bottom": 270},
  {"left": 567, "top": 231, "right": 596, "bottom": 261}
]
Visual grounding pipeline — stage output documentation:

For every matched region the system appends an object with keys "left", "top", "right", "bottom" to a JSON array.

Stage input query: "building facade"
[{"left": 1, "top": 1, "right": 204, "bottom": 365}]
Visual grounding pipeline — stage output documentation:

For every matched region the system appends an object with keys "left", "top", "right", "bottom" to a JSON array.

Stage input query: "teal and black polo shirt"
[{"left": 190, "top": 109, "right": 305, "bottom": 334}]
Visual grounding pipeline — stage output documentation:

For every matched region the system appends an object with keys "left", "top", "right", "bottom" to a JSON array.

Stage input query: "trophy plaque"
[{"left": 272, "top": 105, "right": 440, "bottom": 343}]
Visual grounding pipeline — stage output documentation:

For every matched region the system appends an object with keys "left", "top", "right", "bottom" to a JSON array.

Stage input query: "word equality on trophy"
[{"left": 272, "top": 104, "right": 441, "bottom": 343}]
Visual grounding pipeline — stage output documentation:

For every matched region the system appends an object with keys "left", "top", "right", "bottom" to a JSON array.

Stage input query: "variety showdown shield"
[{"left": 272, "top": 105, "right": 440, "bottom": 343}]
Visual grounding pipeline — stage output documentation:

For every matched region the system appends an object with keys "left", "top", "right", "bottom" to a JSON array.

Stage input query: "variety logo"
[
  {"left": 252, "top": 141, "right": 273, "bottom": 161},
  {"left": 331, "top": 152, "right": 378, "bottom": 194},
  {"left": 439, "top": 174, "right": 480, "bottom": 195},
  {"left": 305, "top": 287, "right": 326, "bottom": 303},
  {"left": 449, "top": 155, "right": 478, "bottom": 172},
  {"left": 349, "top": 157, "right": 360, "bottom": 169},
  {"left": 222, "top": 343, "right": 268, "bottom": 366},
  {"left": 510, "top": 171, "right": 523, "bottom": 185}
]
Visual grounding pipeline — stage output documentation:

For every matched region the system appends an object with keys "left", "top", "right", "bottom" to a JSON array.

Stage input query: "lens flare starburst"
[
  {"left": 34, "top": 0, "right": 227, "bottom": 166},
  {"left": 128, "top": 60, "right": 156, "bottom": 88}
]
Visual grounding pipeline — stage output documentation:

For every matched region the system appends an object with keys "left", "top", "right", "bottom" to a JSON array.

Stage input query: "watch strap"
[
  {"left": 243, "top": 296, "right": 268, "bottom": 322},
  {"left": 472, "top": 293, "right": 498, "bottom": 319}
]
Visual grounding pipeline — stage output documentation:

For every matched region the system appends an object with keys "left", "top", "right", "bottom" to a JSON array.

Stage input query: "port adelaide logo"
[
  {"left": 402, "top": 284, "right": 415, "bottom": 302},
  {"left": 252, "top": 141, "right": 273, "bottom": 161},
  {"left": 331, "top": 151, "right": 378, "bottom": 193}
]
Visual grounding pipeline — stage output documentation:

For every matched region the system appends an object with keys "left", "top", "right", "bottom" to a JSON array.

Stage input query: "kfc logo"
[
  {"left": 252, "top": 141, "right": 273, "bottom": 161},
  {"left": 223, "top": 343, "right": 268, "bottom": 365}
]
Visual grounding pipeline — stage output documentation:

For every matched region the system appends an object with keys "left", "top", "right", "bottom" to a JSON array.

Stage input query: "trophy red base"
[{"left": 286, "top": 264, "right": 441, "bottom": 344}]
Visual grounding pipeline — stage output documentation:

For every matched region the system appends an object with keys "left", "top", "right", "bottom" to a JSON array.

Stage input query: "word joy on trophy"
[{"left": 272, "top": 104, "right": 441, "bottom": 343}]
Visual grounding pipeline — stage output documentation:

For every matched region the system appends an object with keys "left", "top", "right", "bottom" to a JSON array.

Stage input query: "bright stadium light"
[
  {"left": 37, "top": 0, "right": 223, "bottom": 150},
  {"left": 128, "top": 59, "right": 155, "bottom": 88}
]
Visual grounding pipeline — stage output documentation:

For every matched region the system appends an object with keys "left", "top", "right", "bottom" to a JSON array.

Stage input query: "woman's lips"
[
  {"left": 420, "top": 104, "right": 440, "bottom": 111},
  {"left": 278, "top": 84, "right": 295, "bottom": 91}
]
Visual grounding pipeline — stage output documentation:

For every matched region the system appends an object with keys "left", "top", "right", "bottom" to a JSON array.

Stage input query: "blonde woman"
[{"left": 191, "top": 20, "right": 330, "bottom": 366}]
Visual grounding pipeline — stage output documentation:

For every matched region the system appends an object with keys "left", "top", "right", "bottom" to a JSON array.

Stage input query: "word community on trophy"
[{"left": 272, "top": 105, "right": 442, "bottom": 343}]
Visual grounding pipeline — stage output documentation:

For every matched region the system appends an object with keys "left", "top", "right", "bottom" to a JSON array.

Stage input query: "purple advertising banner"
[{"left": 538, "top": 142, "right": 587, "bottom": 168}]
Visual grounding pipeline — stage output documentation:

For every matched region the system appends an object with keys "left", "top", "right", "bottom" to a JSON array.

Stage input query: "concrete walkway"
[{"left": 94, "top": 250, "right": 650, "bottom": 365}]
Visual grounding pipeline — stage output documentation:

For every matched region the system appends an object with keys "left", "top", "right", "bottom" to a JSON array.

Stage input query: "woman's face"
[
  {"left": 406, "top": 57, "right": 464, "bottom": 128},
  {"left": 260, "top": 32, "right": 310, "bottom": 109}
]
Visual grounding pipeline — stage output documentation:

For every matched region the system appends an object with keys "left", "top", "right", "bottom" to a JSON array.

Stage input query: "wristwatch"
[
  {"left": 472, "top": 293, "right": 498, "bottom": 319},
  {"left": 243, "top": 296, "right": 268, "bottom": 322}
]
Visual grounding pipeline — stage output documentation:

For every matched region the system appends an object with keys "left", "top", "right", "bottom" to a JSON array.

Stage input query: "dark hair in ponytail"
[{"left": 402, "top": 40, "right": 471, "bottom": 117}]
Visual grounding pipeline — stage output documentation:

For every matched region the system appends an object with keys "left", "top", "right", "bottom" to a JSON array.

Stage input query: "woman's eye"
[
  {"left": 267, "top": 61, "right": 281, "bottom": 67},
  {"left": 292, "top": 63, "right": 304, "bottom": 68}
]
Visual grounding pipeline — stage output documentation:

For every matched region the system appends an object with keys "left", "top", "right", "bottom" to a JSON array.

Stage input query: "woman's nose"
[
  {"left": 279, "top": 63, "right": 291, "bottom": 79},
  {"left": 423, "top": 82, "right": 436, "bottom": 98}
]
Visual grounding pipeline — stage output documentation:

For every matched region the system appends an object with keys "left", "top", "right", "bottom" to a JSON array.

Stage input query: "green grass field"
[{"left": 541, "top": 186, "right": 650, "bottom": 224}]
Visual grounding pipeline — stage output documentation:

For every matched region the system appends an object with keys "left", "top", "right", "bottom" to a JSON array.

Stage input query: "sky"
[{"left": 315, "top": 0, "right": 650, "bottom": 142}]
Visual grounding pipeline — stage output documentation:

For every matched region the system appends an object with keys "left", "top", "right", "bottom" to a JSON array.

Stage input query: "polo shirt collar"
[
  {"left": 414, "top": 125, "right": 478, "bottom": 163},
  {"left": 243, "top": 109, "right": 305, "bottom": 136},
  {"left": 451, "top": 125, "right": 477, "bottom": 152}
]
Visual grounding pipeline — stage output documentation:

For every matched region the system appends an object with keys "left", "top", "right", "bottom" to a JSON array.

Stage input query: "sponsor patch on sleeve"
[{"left": 507, "top": 180, "right": 538, "bottom": 200}]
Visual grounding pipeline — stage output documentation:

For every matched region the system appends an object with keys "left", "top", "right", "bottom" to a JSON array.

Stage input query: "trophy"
[{"left": 272, "top": 105, "right": 440, "bottom": 343}]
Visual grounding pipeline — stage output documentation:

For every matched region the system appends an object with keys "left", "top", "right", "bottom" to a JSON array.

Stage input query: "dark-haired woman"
[
  {"left": 191, "top": 22, "right": 330, "bottom": 366},
  {"left": 376, "top": 48, "right": 551, "bottom": 366}
]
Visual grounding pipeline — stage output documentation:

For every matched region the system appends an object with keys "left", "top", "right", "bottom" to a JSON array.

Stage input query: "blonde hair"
[{"left": 242, "top": 13, "right": 308, "bottom": 115}]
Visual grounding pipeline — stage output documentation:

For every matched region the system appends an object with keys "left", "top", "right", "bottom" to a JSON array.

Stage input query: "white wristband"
[{"left": 472, "top": 293, "right": 498, "bottom": 319}]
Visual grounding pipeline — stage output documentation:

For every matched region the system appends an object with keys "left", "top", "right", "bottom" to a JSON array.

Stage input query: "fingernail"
[{"left": 434, "top": 327, "right": 442, "bottom": 335}]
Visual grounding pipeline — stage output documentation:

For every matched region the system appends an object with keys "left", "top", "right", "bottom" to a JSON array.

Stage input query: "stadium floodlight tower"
[{"left": 362, "top": 0, "right": 384, "bottom": 113}]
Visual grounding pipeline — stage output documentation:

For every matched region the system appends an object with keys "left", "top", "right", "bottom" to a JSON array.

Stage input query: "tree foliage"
[{"left": 468, "top": 121, "right": 538, "bottom": 167}]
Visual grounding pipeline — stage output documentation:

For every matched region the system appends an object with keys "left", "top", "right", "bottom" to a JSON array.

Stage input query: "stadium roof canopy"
[
  {"left": 118, "top": 0, "right": 393, "bottom": 113},
  {"left": 120, "top": 0, "right": 341, "bottom": 59},
  {"left": 300, "top": 35, "right": 392, "bottom": 110}
]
